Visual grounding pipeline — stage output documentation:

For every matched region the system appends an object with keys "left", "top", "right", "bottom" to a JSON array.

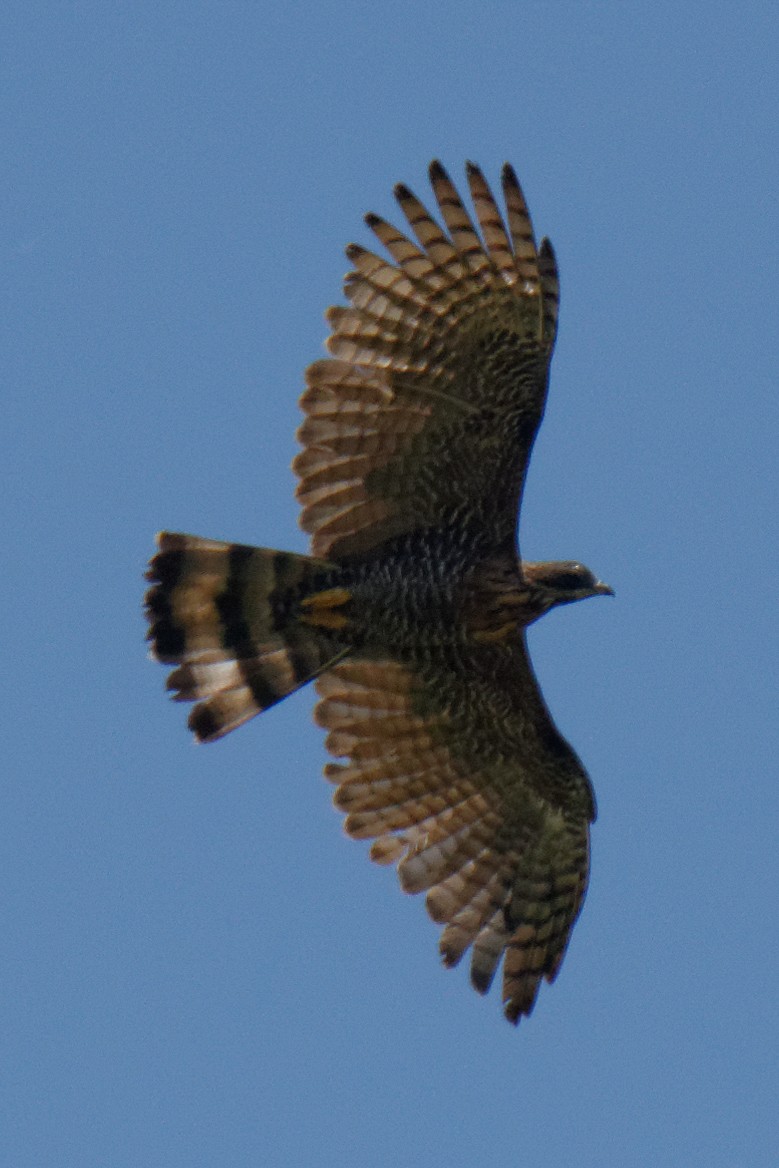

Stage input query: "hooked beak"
[{"left": 593, "top": 580, "right": 615, "bottom": 597}]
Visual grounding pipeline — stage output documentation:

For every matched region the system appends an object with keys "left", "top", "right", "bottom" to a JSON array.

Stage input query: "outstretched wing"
[
  {"left": 295, "top": 161, "right": 560, "bottom": 560},
  {"left": 315, "top": 638, "right": 595, "bottom": 1024}
]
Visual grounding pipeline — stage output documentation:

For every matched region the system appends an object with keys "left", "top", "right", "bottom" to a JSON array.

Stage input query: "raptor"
[{"left": 145, "top": 161, "right": 612, "bottom": 1024}]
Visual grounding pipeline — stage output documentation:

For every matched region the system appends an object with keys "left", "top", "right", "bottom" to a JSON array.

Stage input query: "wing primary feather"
[
  {"left": 538, "top": 237, "right": 560, "bottom": 347},
  {"left": 464, "top": 160, "right": 516, "bottom": 279},
  {"left": 429, "top": 159, "right": 489, "bottom": 270}
]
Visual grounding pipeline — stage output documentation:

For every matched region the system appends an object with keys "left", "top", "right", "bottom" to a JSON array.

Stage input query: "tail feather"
[{"left": 145, "top": 532, "right": 349, "bottom": 742}]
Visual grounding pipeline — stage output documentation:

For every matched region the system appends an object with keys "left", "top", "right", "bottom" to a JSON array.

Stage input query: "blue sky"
[{"left": 4, "top": 3, "right": 778, "bottom": 1165}]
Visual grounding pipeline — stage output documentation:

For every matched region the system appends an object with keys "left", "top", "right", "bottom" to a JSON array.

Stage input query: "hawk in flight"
[{"left": 145, "top": 161, "right": 612, "bottom": 1024}]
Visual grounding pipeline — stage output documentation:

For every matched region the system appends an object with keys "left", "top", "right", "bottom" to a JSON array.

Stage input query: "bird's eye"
[{"left": 547, "top": 570, "right": 590, "bottom": 591}]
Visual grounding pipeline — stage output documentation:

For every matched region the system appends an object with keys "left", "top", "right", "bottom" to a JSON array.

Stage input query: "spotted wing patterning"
[{"left": 146, "top": 161, "right": 606, "bottom": 1026}]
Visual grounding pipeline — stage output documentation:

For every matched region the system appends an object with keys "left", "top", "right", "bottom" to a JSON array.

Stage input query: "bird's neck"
[{"left": 465, "top": 558, "right": 555, "bottom": 643}]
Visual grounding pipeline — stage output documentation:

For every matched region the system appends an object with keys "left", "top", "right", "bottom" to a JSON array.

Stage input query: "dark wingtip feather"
[
  {"left": 503, "top": 1000, "right": 525, "bottom": 1026},
  {"left": 501, "top": 161, "right": 520, "bottom": 186},
  {"left": 470, "top": 964, "right": 497, "bottom": 996},
  {"left": 439, "top": 932, "right": 466, "bottom": 969},
  {"left": 539, "top": 236, "right": 556, "bottom": 260}
]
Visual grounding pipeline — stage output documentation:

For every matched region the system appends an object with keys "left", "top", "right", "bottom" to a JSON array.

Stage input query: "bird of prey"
[{"left": 145, "top": 161, "right": 612, "bottom": 1024}]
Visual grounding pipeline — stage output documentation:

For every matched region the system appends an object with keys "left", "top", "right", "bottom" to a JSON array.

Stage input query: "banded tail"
[{"left": 144, "top": 533, "right": 350, "bottom": 742}]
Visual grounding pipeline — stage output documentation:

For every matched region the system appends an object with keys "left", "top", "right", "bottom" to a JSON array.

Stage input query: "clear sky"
[{"left": 4, "top": 3, "right": 778, "bottom": 1166}]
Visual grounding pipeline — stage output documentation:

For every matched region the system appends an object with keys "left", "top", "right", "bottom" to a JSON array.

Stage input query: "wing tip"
[
  {"left": 344, "top": 241, "right": 366, "bottom": 263},
  {"left": 501, "top": 160, "right": 520, "bottom": 187},
  {"left": 502, "top": 995, "right": 533, "bottom": 1026}
]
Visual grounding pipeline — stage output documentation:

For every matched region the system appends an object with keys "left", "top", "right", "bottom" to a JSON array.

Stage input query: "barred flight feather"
[
  {"left": 296, "top": 159, "right": 555, "bottom": 559},
  {"left": 315, "top": 657, "right": 592, "bottom": 1024}
]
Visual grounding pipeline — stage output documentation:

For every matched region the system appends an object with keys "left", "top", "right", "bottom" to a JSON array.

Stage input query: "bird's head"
[{"left": 522, "top": 560, "right": 614, "bottom": 610}]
